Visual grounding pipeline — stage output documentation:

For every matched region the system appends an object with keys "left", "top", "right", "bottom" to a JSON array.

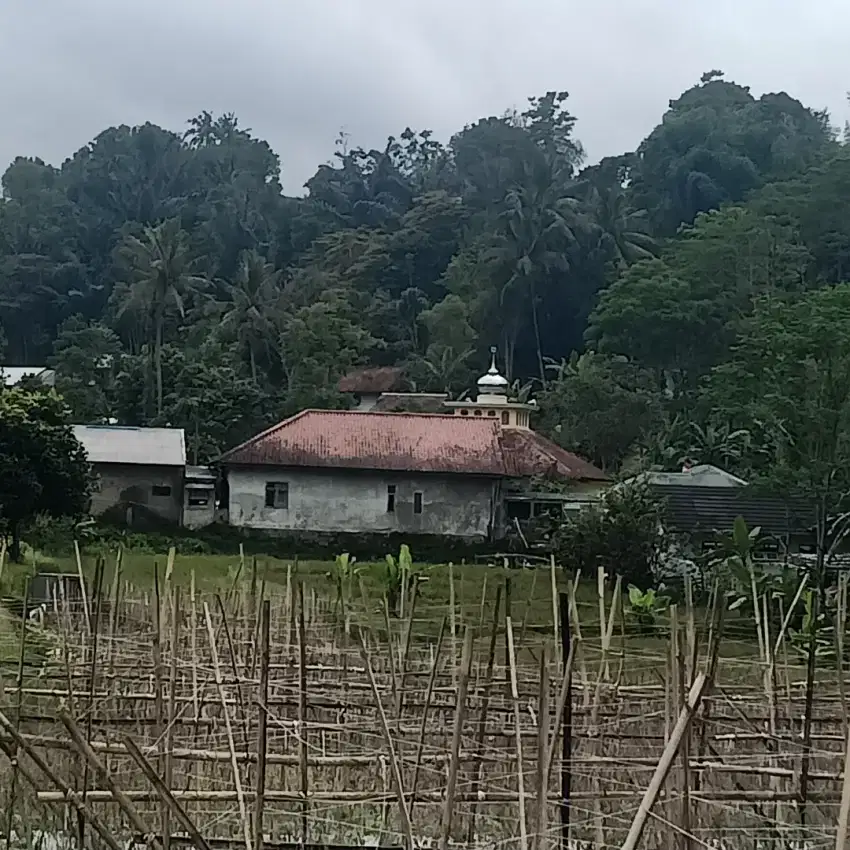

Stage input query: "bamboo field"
[{"left": 1, "top": 553, "right": 850, "bottom": 850}]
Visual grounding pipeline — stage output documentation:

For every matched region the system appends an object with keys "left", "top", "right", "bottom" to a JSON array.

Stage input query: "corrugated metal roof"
[
  {"left": 652, "top": 485, "right": 814, "bottom": 535},
  {"left": 220, "top": 410, "right": 607, "bottom": 481},
  {"left": 73, "top": 425, "right": 186, "bottom": 467},
  {"left": 2, "top": 366, "right": 55, "bottom": 387}
]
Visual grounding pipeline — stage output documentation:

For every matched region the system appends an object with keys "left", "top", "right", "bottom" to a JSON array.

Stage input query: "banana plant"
[
  {"left": 326, "top": 552, "right": 361, "bottom": 624},
  {"left": 383, "top": 544, "right": 421, "bottom": 618},
  {"left": 625, "top": 584, "right": 669, "bottom": 634}
]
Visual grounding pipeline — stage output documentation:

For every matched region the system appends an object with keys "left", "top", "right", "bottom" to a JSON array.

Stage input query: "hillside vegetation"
[{"left": 1, "top": 72, "right": 849, "bottom": 503}]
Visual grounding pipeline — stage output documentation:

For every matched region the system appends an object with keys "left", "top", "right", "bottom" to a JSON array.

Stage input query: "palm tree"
[
  {"left": 574, "top": 160, "right": 657, "bottom": 269},
  {"left": 497, "top": 161, "right": 581, "bottom": 382},
  {"left": 219, "top": 249, "right": 283, "bottom": 382},
  {"left": 116, "top": 218, "right": 205, "bottom": 414}
]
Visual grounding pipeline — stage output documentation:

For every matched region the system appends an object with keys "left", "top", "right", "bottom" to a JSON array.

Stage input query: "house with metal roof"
[
  {"left": 2, "top": 366, "right": 55, "bottom": 387},
  {"left": 220, "top": 354, "right": 607, "bottom": 541},
  {"left": 73, "top": 425, "right": 188, "bottom": 526}
]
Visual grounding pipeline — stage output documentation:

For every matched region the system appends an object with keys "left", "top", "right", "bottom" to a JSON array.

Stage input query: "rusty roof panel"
[
  {"left": 220, "top": 410, "right": 507, "bottom": 475},
  {"left": 499, "top": 428, "right": 608, "bottom": 481},
  {"left": 220, "top": 410, "right": 608, "bottom": 481}
]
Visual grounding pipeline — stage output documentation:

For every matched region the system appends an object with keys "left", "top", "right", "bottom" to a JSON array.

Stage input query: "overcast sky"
[{"left": 1, "top": 0, "right": 847, "bottom": 195}]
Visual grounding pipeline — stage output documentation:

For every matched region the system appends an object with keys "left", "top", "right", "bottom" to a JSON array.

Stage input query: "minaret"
[{"left": 444, "top": 347, "right": 536, "bottom": 428}]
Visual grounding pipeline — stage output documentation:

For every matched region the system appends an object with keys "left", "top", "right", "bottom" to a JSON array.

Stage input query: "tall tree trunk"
[
  {"left": 249, "top": 346, "right": 257, "bottom": 384},
  {"left": 155, "top": 316, "right": 164, "bottom": 416},
  {"left": 9, "top": 523, "right": 22, "bottom": 563},
  {"left": 530, "top": 281, "right": 546, "bottom": 385}
]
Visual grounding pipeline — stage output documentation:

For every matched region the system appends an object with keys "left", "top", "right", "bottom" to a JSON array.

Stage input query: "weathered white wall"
[
  {"left": 89, "top": 463, "right": 184, "bottom": 524},
  {"left": 226, "top": 467, "right": 496, "bottom": 539}
]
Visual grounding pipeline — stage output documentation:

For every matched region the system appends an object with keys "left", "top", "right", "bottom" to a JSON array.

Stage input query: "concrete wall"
[
  {"left": 226, "top": 466, "right": 496, "bottom": 539},
  {"left": 90, "top": 463, "right": 184, "bottom": 525}
]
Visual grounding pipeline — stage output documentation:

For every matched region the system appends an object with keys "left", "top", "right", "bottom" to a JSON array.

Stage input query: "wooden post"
[{"left": 254, "top": 599, "right": 270, "bottom": 850}]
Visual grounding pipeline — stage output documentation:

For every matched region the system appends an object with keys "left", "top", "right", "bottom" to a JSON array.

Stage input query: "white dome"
[{"left": 477, "top": 349, "right": 509, "bottom": 394}]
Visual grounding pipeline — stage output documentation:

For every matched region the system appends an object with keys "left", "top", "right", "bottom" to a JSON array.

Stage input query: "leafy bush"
[{"left": 555, "top": 481, "right": 668, "bottom": 588}]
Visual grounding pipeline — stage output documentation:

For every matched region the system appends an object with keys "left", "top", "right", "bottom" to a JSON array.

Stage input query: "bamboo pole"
[
  {"left": 122, "top": 735, "right": 213, "bottom": 850},
  {"left": 621, "top": 674, "right": 709, "bottom": 850},
  {"left": 506, "top": 615, "right": 528, "bottom": 850},
  {"left": 203, "top": 602, "right": 252, "bottom": 850},
  {"left": 58, "top": 709, "right": 161, "bottom": 849},
  {"left": 254, "top": 599, "right": 270, "bottom": 850},
  {"left": 438, "top": 627, "right": 473, "bottom": 850},
  {"left": 357, "top": 628, "right": 414, "bottom": 850}
]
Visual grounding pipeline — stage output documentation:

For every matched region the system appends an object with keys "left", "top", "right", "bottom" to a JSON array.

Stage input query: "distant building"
[
  {"left": 2, "top": 366, "right": 55, "bottom": 387},
  {"left": 221, "top": 355, "right": 607, "bottom": 541},
  {"left": 338, "top": 366, "right": 406, "bottom": 411},
  {"left": 183, "top": 465, "right": 217, "bottom": 529},
  {"left": 73, "top": 425, "right": 187, "bottom": 527}
]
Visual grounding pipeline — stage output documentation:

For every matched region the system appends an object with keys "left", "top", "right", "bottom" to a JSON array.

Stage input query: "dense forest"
[{"left": 2, "top": 71, "right": 849, "bottom": 501}]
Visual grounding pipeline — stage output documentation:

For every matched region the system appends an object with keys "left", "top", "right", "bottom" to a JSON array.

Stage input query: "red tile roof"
[
  {"left": 500, "top": 428, "right": 609, "bottom": 481},
  {"left": 337, "top": 366, "right": 405, "bottom": 394},
  {"left": 221, "top": 410, "right": 607, "bottom": 481}
]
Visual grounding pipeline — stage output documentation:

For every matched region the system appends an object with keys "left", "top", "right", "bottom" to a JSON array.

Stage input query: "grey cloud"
[{"left": 1, "top": 0, "right": 847, "bottom": 194}]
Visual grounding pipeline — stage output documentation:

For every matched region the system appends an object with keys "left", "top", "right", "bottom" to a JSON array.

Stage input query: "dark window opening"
[
  {"left": 473, "top": 409, "right": 482, "bottom": 416},
  {"left": 413, "top": 492, "right": 423, "bottom": 514},
  {"left": 460, "top": 409, "right": 469, "bottom": 416},
  {"left": 387, "top": 484, "right": 396, "bottom": 513},
  {"left": 264, "top": 482, "right": 289, "bottom": 509},
  {"left": 186, "top": 488, "right": 210, "bottom": 508},
  {"left": 501, "top": 411, "right": 510, "bottom": 425},
  {"left": 506, "top": 501, "right": 532, "bottom": 521},
  {"left": 487, "top": 410, "right": 496, "bottom": 417},
  {"left": 152, "top": 485, "right": 172, "bottom": 497}
]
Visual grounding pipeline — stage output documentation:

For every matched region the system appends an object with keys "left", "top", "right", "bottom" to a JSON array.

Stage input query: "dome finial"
[{"left": 477, "top": 346, "right": 509, "bottom": 396}]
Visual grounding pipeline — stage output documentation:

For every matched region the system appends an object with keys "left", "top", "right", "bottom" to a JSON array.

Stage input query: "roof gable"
[{"left": 73, "top": 425, "right": 186, "bottom": 467}]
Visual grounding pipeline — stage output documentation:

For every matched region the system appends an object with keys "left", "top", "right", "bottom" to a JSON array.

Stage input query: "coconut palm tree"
[
  {"left": 219, "top": 249, "right": 283, "bottom": 382},
  {"left": 496, "top": 160, "right": 581, "bottom": 382},
  {"left": 116, "top": 218, "right": 205, "bottom": 414}
]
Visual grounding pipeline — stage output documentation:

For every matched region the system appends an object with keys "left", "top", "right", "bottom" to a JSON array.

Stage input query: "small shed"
[
  {"left": 73, "top": 425, "right": 187, "bottom": 526},
  {"left": 184, "top": 465, "right": 217, "bottom": 529}
]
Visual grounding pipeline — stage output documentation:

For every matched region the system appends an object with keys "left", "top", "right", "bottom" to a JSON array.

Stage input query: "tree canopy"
[
  {"left": 0, "top": 387, "right": 93, "bottom": 559},
  {"left": 0, "top": 75, "right": 844, "bottom": 474}
]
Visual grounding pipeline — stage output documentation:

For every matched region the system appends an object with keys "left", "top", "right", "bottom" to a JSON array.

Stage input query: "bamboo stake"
[
  {"left": 357, "top": 628, "right": 414, "bottom": 850},
  {"left": 122, "top": 735, "right": 213, "bottom": 850},
  {"left": 297, "top": 581, "right": 309, "bottom": 846},
  {"left": 410, "top": 618, "right": 447, "bottom": 813},
  {"left": 2, "top": 583, "right": 28, "bottom": 849},
  {"left": 203, "top": 602, "right": 252, "bottom": 850},
  {"left": 74, "top": 539, "right": 91, "bottom": 633},
  {"left": 439, "top": 627, "right": 473, "bottom": 850},
  {"left": 254, "top": 599, "right": 270, "bottom": 850},
  {"left": 0, "top": 735, "right": 122, "bottom": 850},
  {"left": 449, "top": 562, "right": 457, "bottom": 685},
  {"left": 163, "top": 587, "right": 181, "bottom": 850},
  {"left": 621, "top": 674, "right": 709, "bottom": 850},
  {"left": 466, "top": 586, "right": 502, "bottom": 845},
  {"left": 836, "top": 705, "right": 850, "bottom": 850},
  {"left": 507, "top": 615, "right": 528, "bottom": 850},
  {"left": 59, "top": 709, "right": 161, "bottom": 849},
  {"left": 533, "top": 646, "right": 550, "bottom": 850}
]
